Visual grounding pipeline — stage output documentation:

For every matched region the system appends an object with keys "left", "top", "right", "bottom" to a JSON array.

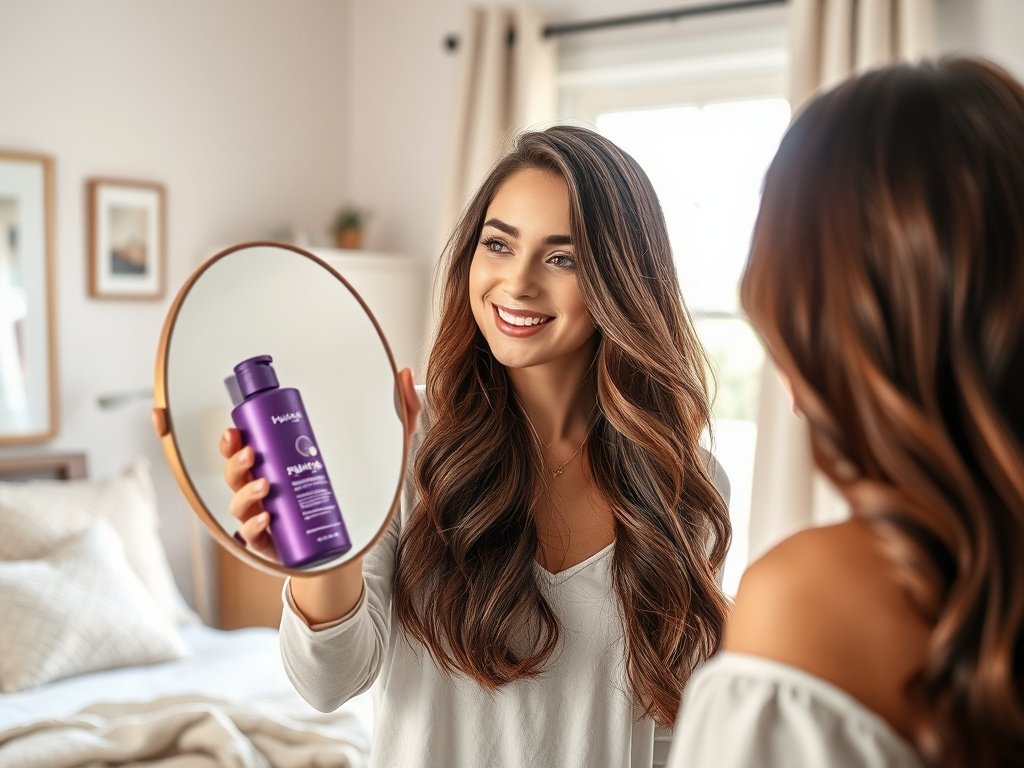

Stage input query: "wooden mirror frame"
[
  {"left": 0, "top": 150, "right": 58, "bottom": 445},
  {"left": 152, "top": 241, "right": 411, "bottom": 578}
]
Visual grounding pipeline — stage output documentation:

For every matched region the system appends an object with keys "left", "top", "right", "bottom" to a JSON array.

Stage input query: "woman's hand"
[
  {"left": 396, "top": 367, "right": 422, "bottom": 446},
  {"left": 219, "top": 429, "right": 280, "bottom": 562},
  {"left": 214, "top": 365, "right": 417, "bottom": 569}
]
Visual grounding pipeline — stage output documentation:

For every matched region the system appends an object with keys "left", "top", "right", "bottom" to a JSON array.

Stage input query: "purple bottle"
[{"left": 229, "top": 355, "right": 352, "bottom": 568}]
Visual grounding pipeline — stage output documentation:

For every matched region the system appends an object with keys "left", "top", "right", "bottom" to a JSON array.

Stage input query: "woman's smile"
[{"left": 493, "top": 304, "right": 555, "bottom": 336}]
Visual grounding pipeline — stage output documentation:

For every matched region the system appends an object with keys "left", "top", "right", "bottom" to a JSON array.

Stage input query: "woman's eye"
[
  {"left": 548, "top": 253, "right": 576, "bottom": 269},
  {"left": 480, "top": 238, "right": 510, "bottom": 254}
]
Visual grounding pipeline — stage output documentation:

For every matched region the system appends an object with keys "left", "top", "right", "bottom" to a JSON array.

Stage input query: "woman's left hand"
[{"left": 395, "top": 367, "right": 422, "bottom": 444}]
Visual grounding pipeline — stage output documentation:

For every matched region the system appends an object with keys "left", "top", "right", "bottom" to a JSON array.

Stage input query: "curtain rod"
[{"left": 444, "top": 0, "right": 787, "bottom": 51}]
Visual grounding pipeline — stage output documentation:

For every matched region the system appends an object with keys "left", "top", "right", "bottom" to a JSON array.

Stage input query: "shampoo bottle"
[{"left": 229, "top": 355, "right": 352, "bottom": 568}]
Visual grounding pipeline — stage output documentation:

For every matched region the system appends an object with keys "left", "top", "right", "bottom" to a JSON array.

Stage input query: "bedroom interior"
[{"left": 0, "top": 0, "right": 1021, "bottom": 763}]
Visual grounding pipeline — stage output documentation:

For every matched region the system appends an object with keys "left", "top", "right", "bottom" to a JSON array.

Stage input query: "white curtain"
[
  {"left": 789, "top": 0, "right": 938, "bottom": 106},
  {"left": 438, "top": 3, "right": 558, "bottom": 254},
  {"left": 747, "top": 0, "right": 937, "bottom": 562}
]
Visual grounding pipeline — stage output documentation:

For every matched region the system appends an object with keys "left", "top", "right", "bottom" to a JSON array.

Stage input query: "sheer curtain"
[
  {"left": 747, "top": 0, "right": 937, "bottom": 562},
  {"left": 790, "top": 0, "right": 938, "bottom": 105},
  {"left": 437, "top": 3, "right": 557, "bottom": 258}
]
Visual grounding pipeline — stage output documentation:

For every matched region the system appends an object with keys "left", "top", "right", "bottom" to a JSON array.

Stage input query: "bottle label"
[
  {"left": 286, "top": 449, "right": 343, "bottom": 539},
  {"left": 232, "top": 385, "right": 350, "bottom": 560}
]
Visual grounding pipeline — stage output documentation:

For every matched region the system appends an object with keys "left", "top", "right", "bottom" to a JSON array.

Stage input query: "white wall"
[
  {"left": 0, "top": 0, "right": 352, "bottom": 610},
  {"left": 972, "top": 0, "right": 1024, "bottom": 77},
  {"left": 938, "top": 0, "right": 1024, "bottom": 77}
]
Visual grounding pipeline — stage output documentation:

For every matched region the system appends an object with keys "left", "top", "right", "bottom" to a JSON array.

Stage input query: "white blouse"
[
  {"left": 667, "top": 652, "right": 925, "bottom": 768},
  {"left": 280, "top": 533, "right": 672, "bottom": 767},
  {"left": 277, "top": 391, "right": 686, "bottom": 767}
]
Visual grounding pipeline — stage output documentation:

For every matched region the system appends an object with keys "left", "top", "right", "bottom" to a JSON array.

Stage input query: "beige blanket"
[{"left": 0, "top": 694, "right": 369, "bottom": 768}]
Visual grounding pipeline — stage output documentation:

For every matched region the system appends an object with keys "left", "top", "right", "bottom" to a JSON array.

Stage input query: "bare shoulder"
[
  {"left": 725, "top": 519, "right": 931, "bottom": 736},
  {"left": 727, "top": 522, "right": 876, "bottom": 644}
]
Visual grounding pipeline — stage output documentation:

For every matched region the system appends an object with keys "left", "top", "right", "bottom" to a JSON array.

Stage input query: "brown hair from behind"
[
  {"left": 741, "top": 58, "right": 1024, "bottom": 766},
  {"left": 393, "top": 125, "right": 732, "bottom": 726}
]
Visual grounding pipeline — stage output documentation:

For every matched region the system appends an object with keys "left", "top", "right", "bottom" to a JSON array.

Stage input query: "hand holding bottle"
[
  {"left": 220, "top": 434, "right": 280, "bottom": 561},
  {"left": 220, "top": 365, "right": 421, "bottom": 556}
]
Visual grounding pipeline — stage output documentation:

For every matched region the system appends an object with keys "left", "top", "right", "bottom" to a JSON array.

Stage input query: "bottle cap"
[{"left": 233, "top": 355, "right": 279, "bottom": 399}]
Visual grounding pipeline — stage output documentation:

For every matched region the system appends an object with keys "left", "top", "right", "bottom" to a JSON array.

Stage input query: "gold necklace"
[
  {"left": 524, "top": 404, "right": 599, "bottom": 479},
  {"left": 547, "top": 435, "right": 590, "bottom": 478}
]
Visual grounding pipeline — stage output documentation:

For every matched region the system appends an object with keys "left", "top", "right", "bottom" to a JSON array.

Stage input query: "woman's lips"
[{"left": 492, "top": 304, "right": 554, "bottom": 337}]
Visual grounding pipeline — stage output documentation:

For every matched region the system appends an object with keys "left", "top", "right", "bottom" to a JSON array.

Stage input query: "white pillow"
[
  {"left": 0, "top": 458, "right": 198, "bottom": 626},
  {"left": 0, "top": 519, "right": 188, "bottom": 693}
]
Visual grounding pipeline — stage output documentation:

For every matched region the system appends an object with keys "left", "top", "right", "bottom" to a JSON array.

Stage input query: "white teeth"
[{"left": 497, "top": 307, "right": 548, "bottom": 326}]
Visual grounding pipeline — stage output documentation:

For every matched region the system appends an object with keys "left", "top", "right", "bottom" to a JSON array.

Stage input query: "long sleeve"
[
  {"left": 277, "top": 388, "right": 426, "bottom": 713},
  {"left": 278, "top": 509, "right": 401, "bottom": 712}
]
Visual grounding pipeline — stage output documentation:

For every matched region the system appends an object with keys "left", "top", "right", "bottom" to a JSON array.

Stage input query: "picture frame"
[
  {"left": 0, "top": 149, "right": 59, "bottom": 444},
  {"left": 87, "top": 178, "right": 165, "bottom": 300}
]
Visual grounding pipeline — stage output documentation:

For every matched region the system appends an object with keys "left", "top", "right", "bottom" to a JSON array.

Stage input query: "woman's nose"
[{"left": 503, "top": 258, "right": 540, "bottom": 299}]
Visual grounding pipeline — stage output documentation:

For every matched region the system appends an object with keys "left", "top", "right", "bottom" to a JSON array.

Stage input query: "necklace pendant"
[{"left": 552, "top": 466, "right": 564, "bottom": 478}]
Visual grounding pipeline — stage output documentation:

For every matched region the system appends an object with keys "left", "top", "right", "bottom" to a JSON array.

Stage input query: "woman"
[
  {"left": 222, "top": 126, "right": 731, "bottom": 767},
  {"left": 669, "top": 58, "right": 1024, "bottom": 767}
]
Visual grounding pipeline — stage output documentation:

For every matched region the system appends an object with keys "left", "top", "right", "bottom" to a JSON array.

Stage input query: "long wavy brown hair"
[
  {"left": 393, "top": 126, "right": 731, "bottom": 725},
  {"left": 741, "top": 58, "right": 1024, "bottom": 766}
]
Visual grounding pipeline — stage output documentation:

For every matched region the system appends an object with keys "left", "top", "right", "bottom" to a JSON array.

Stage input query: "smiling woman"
[{"left": 223, "top": 125, "right": 730, "bottom": 768}]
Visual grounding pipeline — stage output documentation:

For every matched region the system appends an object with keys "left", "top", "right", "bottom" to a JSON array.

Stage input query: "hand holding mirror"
[{"left": 153, "top": 242, "right": 413, "bottom": 576}]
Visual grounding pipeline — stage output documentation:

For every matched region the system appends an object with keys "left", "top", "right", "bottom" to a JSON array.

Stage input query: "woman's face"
[{"left": 469, "top": 167, "right": 597, "bottom": 372}]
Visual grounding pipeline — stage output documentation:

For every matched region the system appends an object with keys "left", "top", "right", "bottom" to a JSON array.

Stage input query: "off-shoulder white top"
[{"left": 667, "top": 652, "right": 925, "bottom": 768}]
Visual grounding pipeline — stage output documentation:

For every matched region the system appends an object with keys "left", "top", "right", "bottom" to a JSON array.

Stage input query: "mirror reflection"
[
  {"left": 157, "top": 243, "right": 405, "bottom": 573},
  {"left": 0, "top": 151, "right": 56, "bottom": 444}
]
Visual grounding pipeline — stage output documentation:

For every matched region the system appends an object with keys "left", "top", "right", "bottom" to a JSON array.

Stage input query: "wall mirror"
[
  {"left": 0, "top": 150, "right": 57, "bottom": 444},
  {"left": 154, "top": 243, "right": 408, "bottom": 576}
]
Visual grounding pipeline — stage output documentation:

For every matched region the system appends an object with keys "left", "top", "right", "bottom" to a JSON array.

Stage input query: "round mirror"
[{"left": 154, "top": 242, "right": 408, "bottom": 576}]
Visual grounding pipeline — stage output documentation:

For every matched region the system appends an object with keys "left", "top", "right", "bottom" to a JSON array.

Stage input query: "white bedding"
[{"left": 0, "top": 624, "right": 373, "bottom": 740}]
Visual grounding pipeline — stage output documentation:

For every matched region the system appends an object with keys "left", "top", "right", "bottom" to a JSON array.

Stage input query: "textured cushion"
[
  {"left": 0, "top": 458, "right": 197, "bottom": 626},
  {"left": 0, "top": 520, "right": 188, "bottom": 693}
]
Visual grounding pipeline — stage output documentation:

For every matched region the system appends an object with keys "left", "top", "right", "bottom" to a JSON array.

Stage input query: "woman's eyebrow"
[
  {"left": 482, "top": 218, "right": 519, "bottom": 237},
  {"left": 482, "top": 218, "right": 572, "bottom": 246}
]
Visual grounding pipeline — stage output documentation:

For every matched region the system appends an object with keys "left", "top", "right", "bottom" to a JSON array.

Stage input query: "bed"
[{"left": 0, "top": 453, "right": 372, "bottom": 767}]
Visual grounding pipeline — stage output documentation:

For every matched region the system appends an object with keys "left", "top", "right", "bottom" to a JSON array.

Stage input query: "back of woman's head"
[
  {"left": 396, "top": 125, "right": 730, "bottom": 726},
  {"left": 741, "top": 58, "right": 1024, "bottom": 765}
]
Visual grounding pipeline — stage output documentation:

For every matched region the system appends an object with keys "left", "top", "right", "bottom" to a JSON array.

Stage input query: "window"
[
  {"left": 558, "top": 9, "right": 790, "bottom": 594},
  {"left": 596, "top": 101, "right": 789, "bottom": 594}
]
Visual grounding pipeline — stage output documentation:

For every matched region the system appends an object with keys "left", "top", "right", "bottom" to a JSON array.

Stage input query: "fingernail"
[
  {"left": 254, "top": 478, "right": 269, "bottom": 493},
  {"left": 233, "top": 531, "right": 248, "bottom": 548}
]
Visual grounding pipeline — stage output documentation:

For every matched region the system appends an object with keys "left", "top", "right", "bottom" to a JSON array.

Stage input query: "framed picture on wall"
[{"left": 87, "top": 178, "right": 165, "bottom": 299}]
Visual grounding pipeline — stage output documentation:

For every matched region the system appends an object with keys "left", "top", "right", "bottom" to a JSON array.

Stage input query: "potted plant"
[{"left": 330, "top": 204, "right": 370, "bottom": 249}]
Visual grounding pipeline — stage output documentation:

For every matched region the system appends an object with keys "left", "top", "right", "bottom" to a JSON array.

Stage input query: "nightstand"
[{"left": 215, "top": 545, "right": 286, "bottom": 629}]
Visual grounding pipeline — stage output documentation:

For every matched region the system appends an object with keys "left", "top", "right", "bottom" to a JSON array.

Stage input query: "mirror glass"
[
  {"left": 156, "top": 243, "right": 406, "bottom": 575},
  {"left": 0, "top": 151, "right": 56, "bottom": 444}
]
